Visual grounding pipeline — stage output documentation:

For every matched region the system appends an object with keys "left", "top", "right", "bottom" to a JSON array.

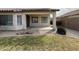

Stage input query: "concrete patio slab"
[
  {"left": 66, "top": 28, "right": 79, "bottom": 39},
  {"left": 0, "top": 27, "right": 54, "bottom": 37}
]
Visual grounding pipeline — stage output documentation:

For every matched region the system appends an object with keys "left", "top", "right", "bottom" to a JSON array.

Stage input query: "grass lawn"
[{"left": 0, "top": 35, "right": 79, "bottom": 51}]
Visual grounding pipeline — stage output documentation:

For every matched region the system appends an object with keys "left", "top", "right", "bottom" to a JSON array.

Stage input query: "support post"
[
  {"left": 13, "top": 14, "right": 17, "bottom": 30},
  {"left": 52, "top": 11, "right": 57, "bottom": 33},
  {"left": 22, "top": 15, "right": 26, "bottom": 29}
]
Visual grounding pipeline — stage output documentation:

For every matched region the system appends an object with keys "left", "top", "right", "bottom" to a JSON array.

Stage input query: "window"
[
  {"left": 0, "top": 15, "right": 13, "bottom": 25},
  {"left": 41, "top": 17, "right": 48, "bottom": 23},
  {"left": 32, "top": 17, "right": 38, "bottom": 23},
  {"left": 17, "top": 15, "right": 22, "bottom": 25}
]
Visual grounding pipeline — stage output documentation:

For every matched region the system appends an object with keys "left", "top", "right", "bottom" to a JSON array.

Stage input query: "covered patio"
[
  {"left": 0, "top": 26, "right": 54, "bottom": 37},
  {"left": 26, "top": 14, "right": 50, "bottom": 28},
  {"left": 0, "top": 8, "right": 59, "bottom": 30}
]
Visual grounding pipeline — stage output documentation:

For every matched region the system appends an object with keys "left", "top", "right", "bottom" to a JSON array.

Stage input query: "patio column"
[
  {"left": 52, "top": 11, "right": 57, "bottom": 32},
  {"left": 13, "top": 14, "right": 17, "bottom": 30},
  {"left": 22, "top": 15, "right": 26, "bottom": 29}
]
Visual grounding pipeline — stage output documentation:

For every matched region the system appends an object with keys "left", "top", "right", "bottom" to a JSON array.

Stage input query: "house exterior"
[
  {"left": 57, "top": 9, "right": 79, "bottom": 31},
  {"left": 0, "top": 8, "right": 59, "bottom": 31}
]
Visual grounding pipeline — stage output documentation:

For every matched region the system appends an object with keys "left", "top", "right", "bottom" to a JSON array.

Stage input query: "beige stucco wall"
[{"left": 30, "top": 14, "right": 50, "bottom": 27}]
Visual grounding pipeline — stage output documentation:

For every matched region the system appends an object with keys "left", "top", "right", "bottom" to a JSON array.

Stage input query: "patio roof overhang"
[{"left": 0, "top": 8, "right": 59, "bottom": 13}]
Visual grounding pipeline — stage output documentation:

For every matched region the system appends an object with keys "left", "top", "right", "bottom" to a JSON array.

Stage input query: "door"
[{"left": 26, "top": 15, "right": 30, "bottom": 27}]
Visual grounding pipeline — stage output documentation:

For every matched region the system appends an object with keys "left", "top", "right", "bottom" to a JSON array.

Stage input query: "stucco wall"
[{"left": 30, "top": 15, "right": 50, "bottom": 27}]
